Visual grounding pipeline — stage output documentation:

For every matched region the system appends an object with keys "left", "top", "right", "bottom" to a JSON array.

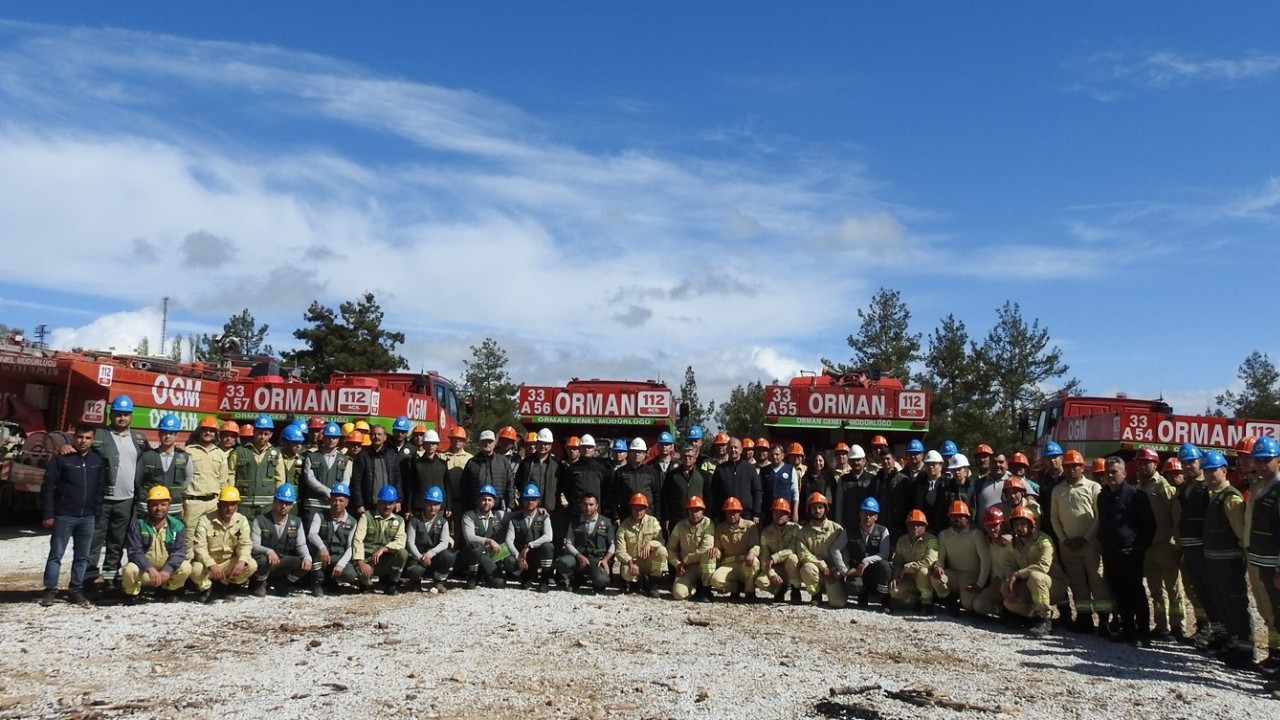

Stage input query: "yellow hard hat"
[
  {"left": 354, "top": 420, "right": 371, "bottom": 432},
  {"left": 361, "top": 434, "right": 371, "bottom": 447},
  {"left": 146, "top": 485, "right": 172, "bottom": 502},
  {"left": 341, "top": 422, "right": 355, "bottom": 435},
  {"left": 218, "top": 486, "right": 242, "bottom": 503}
]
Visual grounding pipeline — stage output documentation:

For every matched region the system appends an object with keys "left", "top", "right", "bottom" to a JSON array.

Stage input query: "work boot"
[
  {"left": 920, "top": 602, "right": 935, "bottom": 616},
  {"left": 742, "top": 590, "right": 757, "bottom": 605},
  {"left": 250, "top": 578, "right": 267, "bottom": 598},
  {"left": 646, "top": 577, "right": 662, "bottom": 599},
  {"left": 789, "top": 587, "right": 802, "bottom": 606},
  {"left": 1000, "top": 607, "right": 1019, "bottom": 629},
  {"left": 198, "top": 588, "right": 214, "bottom": 604},
  {"left": 1258, "top": 653, "right": 1280, "bottom": 676},
  {"left": 311, "top": 578, "right": 326, "bottom": 598},
  {"left": 465, "top": 572, "right": 479, "bottom": 590},
  {"left": 1053, "top": 605, "right": 1073, "bottom": 630},
  {"left": 728, "top": 590, "right": 741, "bottom": 603},
  {"left": 1071, "top": 615, "right": 1095, "bottom": 635},
  {"left": 384, "top": 580, "right": 400, "bottom": 596},
  {"left": 694, "top": 586, "right": 713, "bottom": 603},
  {"left": 68, "top": 590, "right": 91, "bottom": 608},
  {"left": 40, "top": 589, "right": 56, "bottom": 607},
  {"left": 772, "top": 586, "right": 787, "bottom": 603},
  {"left": 121, "top": 594, "right": 141, "bottom": 606},
  {"left": 810, "top": 589, "right": 824, "bottom": 607},
  {"left": 433, "top": 578, "right": 450, "bottom": 594},
  {"left": 1028, "top": 618, "right": 1052, "bottom": 637}
]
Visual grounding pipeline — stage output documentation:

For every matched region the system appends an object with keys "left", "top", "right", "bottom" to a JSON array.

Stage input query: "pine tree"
[
  {"left": 714, "top": 380, "right": 767, "bottom": 439},
  {"left": 282, "top": 293, "right": 407, "bottom": 382},
  {"left": 1216, "top": 351, "right": 1280, "bottom": 420},
  {"left": 975, "top": 301, "right": 1077, "bottom": 449},
  {"left": 462, "top": 338, "right": 520, "bottom": 438},
  {"left": 825, "top": 287, "right": 921, "bottom": 381}
]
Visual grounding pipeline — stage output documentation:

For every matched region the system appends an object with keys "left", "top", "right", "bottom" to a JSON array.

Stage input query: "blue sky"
[{"left": 0, "top": 3, "right": 1276, "bottom": 416}]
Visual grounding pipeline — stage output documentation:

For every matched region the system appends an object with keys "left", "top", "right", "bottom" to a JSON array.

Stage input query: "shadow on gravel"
[
  {"left": 1016, "top": 637, "right": 1250, "bottom": 693},
  {"left": 0, "top": 523, "right": 44, "bottom": 541},
  {"left": 0, "top": 589, "right": 44, "bottom": 604}
]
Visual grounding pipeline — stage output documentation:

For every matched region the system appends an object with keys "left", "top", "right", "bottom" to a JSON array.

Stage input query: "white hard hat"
[
  {"left": 423, "top": 430, "right": 440, "bottom": 443},
  {"left": 629, "top": 438, "right": 647, "bottom": 452},
  {"left": 849, "top": 444, "right": 866, "bottom": 460},
  {"left": 924, "top": 450, "right": 944, "bottom": 464},
  {"left": 479, "top": 430, "right": 496, "bottom": 441},
  {"left": 536, "top": 428, "right": 554, "bottom": 443},
  {"left": 579, "top": 433, "right": 596, "bottom": 447},
  {"left": 947, "top": 453, "right": 969, "bottom": 470}
]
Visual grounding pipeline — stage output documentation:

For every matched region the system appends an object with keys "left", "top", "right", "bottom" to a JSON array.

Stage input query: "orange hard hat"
[
  {"left": 722, "top": 496, "right": 744, "bottom": 512},
  {"left": 565, "top": 436, "right": 580, "bottom": 448},
  {"left": 360, "top": 434, "right": 371, "bottom": 447},
  {"left": 1009, "top": 452, "right": 1030, "bottom": 467},
  {"left": 741, "top": 438, "right": 755, "bottom": 449},
  {"left": 974, "top": 443, "right": 994, "bottom": 456},
  {"left": 629, "top": 493, "right": 649, "bottom": 508},
  {"left": 344, "top": 431, "right": 362, "bottom": 443},
  {"left": 756, "top": 438, "right": 770, "bottom": 449},
  {"left": 220, "top": 420, "right": 240, "bottom": 434},
  {"left": 806, "top": 492, "right": 829, "bottom": 507},
  {"left": 1163, "top": 457, "right": 1183, "bottom": 473},
  {"left": 1003, "top": 477, "right": 1028, "bottom": 494},
  {"left": 197, "top": 417, "right": 219, "bottom": 429},
  {"left": 906, "top": 509, "right": 928, "bottom": 526},
  {"left": 449, "top": 426, "right": 467, "bottom": 440},
  {"left": 771, "top": 498, "right": 792, "bottom": 514},
  {"left": 787, "top": 442, "right": 804, "bottom": 456},
  {"left": 834, "top": 442, "right": 850, "bottom": 452},
  {"left": 948, "top": 500, "right": 971, "bottom": 517},
  {"left": 870, "top": 435, "right": 888, "bottom": 447},
  {"left": 1062, "top": 449, "right": 1085, "bottom": 466},
  {"left": 1236, "top": 436, "right": 1258, "bottom": 454},
  {"left": 1134, "top": 447, "right": 1160, "bottom": 463},
  {"left": 1009, "top": 506, "right": 1037, "bottom": 527},
  {"left": 686, "top": 496, "right": 706, "bottom": 511},
  {"left": 498, "top": 426, "right": 518, "bottom": 442},
  {"left": 411, "top": 424, "right": 427, "bottom": 434},
  {"left": 525, "top": 431, "right": 538, "bottom": 443},
  {"left": 1091, "top": 457, "right": 1107, "bottom": 473},
  {"left": 713, "top": 432, "right": 730, "bottom": 445}
]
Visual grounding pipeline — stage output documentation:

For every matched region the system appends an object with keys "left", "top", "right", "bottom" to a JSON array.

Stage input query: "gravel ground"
[{"left": 1, "top": 526, "right": 1275, "bottom": 720}]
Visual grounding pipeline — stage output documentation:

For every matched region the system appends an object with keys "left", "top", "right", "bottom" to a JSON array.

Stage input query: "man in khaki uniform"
[
  {"left": 1242, "top": 436, "right": 1280, "bottom": 671},
  {"left": 972, "top": 507, "right": 1011, "bottom": 618},
  {"left": 994, "top": 477, "right": 1041, "bottom": 523},
  {"left": 797, "top": 492, "right": 848, "bottom": 608},
  {"left": 190, "top": 486, "right": 258, "bottom": 603},
  {"left": 1050, "top": 449, "right": 1113, "bottom": 634},
  {"left": 890, "top": 509, "right": 939, "bottom": 613},
  {"left": 1134, "top": 447, "right": 1184, "bottom": 640},
  {"left": 120, "top": 486, "right": 192, "bottom": 601},
  {"left": 1003, "top": 506, "right": 1055, "bottom": 636},
  {"left": 709, "top": 496, "right": 760, "bottom": 602},
  {"left": 616, "top": 493, "right": 667, "bottom": 597},
  {"left": 351, "top": 484, "right": 409, "bottom": 594},
  {"left": 184, "top": 417, "right": 230, "bottom": 554},
  {"left": 756, "top": 498, "right": 801, "bottom": 604},
  {"left": 666, "top": 495, "right": 716, "bottom": 601},
  {"left": 931, "top": 500, "right": 991, "bottom": 614}
]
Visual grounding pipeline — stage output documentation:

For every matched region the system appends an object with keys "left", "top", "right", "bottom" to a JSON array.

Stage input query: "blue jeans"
[{"left": 44, "top": 516, "right": 96, "bottom": 591}]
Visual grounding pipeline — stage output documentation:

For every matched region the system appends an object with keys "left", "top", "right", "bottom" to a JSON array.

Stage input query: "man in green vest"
[
  {"left": 120, "top": 485, "right": 191, "bottom": 602},
  {"left": 351, "top": 484, "right": 408, "bottom": 594},
  {"left": 306, "top": 482, "right": 358, "bottom": 596},
  {"left": 503, "top": 484, "right": 555, "bottom": 592},
  {"left": 302, "top": 422, "right": 352, "bottom": 533},
  {"left": 405, "top": 485, "right": 456, "bottom": 592},
  {"left": 134, "top": 414, "right": 191, "bottom": 522},
  {"left": 233, "top": 415, "right": 282, "bottom": 524},
  {"left": 275, "top": 424, "right": 306, "bottom": 510},
  {"left": 82, "top": 394, "right": 149, "bottom": 593},
  {"left": 461, "top": 484, "right": 507, "bottom": 589},
  {"left": 1200, "top": 450, "right": 1254, "bottom": 668},
  {"left": 555, "top": 493, "right": 614, "bottom": 594},
  {"left": 249, "top": 484, "right": 314, "bottom": 597}
]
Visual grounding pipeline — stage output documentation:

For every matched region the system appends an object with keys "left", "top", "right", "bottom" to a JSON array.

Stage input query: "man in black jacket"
[
  {"left": 663, "top": 444, "right": 708, "bottom": 531},
  {"left": 709, "top": 439, "right": 760, "bottom": 522},
  {"left": 1097, "top": 456, "right": 1156, "bottom": 646},
  {"left": 463, "top": 430, "right": 516, "bottom": 511},
  {"left": 40, "top": 424, "right": 106, "bottom": 607},
  {"left": 613, "top": 439, "right": 661, "bottom": 522},
  {"left": 351, "top": 425, "right": 402, "bottom": 517}
]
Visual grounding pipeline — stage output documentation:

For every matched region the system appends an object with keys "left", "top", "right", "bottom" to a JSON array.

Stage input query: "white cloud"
[
  {"left": 1068, "top": 49, "right": 1280, "bottom": 97},
  {"left": 49, "top": 308, "right": 164, "bottom": 353}
]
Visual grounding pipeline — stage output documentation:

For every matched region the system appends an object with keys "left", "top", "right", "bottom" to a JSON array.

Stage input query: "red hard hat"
[
  {"left": 308, "top": 416, "right": 325, "bottom": 429},
  {"left": 771, "top": 498, "right": 792, "bottom": 514},
  {"left": 1163, "top": 457, "right": 1183, "bottom": 473},
  {"left": 870, "top": 435, "right": 888, "bottom": 447},
  {"left": 974, "top": 443, "right": 994, "bottom": 456},
  {"left": 982, "top": 507, "right": 1005, "bottom": 527},
  {"left": 1091, "top": 457, "right": 1107, "bottom": 473},
  {"left": 1236, "top": 436, "right": 1258, "bottom": 454},
  {"left": 722, "top": 496, "right": 743, "bottom": 512},
  {"left": 629, "top": 493, "right": 650, "bottom": 508},
  {"left": 686, "top": 496, "right": 706, "bottom": 511},
  {"left": 1134, "top": 447, "right": 1160, "bottom": 463}
]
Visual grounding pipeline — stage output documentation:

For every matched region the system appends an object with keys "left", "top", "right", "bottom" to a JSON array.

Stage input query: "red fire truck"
[
  {"left": 763, "top": 369, "right": 931, "bottom": 453},
  {"left": 516, "top": 379, "right": 676, "bottom": 455}
]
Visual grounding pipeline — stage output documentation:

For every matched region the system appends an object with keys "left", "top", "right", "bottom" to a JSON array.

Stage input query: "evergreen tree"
[
  {"left": 282, "top": 293, "right": 407, "bottom": 382},
  {"left": 714, "top": 380, "right": 767, "bottom": 439},
  {"left": 825, "top": 287, "right": 921, "bottom": 381},
  {"left": 462, "top": 338, "right": 520, "bottom": 439},
  {"left": 678, "top": 365, "right": 712, "bottom": 435},
  {"left": 914, "top": 314, "right": 996, "bottom": 451},
  {"left": 1216, "top": 351, "right": 1280, "bottom": 420},
  {"left": 975, "top": 301, "right": 1077, "bottom": 449}
]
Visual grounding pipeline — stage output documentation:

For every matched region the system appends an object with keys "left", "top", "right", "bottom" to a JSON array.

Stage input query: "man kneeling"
[{"left": 121, "top": 486, "right": 191, "bottom": 602}]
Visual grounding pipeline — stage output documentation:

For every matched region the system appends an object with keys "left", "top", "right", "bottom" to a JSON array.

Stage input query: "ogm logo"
[{"left": 151, "top": 375, "right": 204, "bottom": 409}]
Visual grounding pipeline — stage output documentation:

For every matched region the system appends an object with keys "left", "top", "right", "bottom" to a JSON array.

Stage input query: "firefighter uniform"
[
  {"left": 1050, "top": 478, "right": 1113, "bottom": 621},
  {"left": 616, "top": 514, "right": 668, "bottom": 584},
  {"left": 933, "top": 526, "right": 991, "bottom": 612},
  {"left": 710, "top": 517, "right": 760, "bottom": 594},
  {"left": 667, "top": 515, "right": 716, "bottom": 600},
  {"left": 797, "top": 519, "right": 848, "bottom": 607},
  {"left": 1246, "top": 471, "right": 1280, "bottom": 660},
  {"left": 890, "top": 532, "right": 940, "bottom": 608},
  {"left": 754, "top": 520, "right": 801, "bottom": 595},
  {"left": 556, "top": 514, "right": 615, "bottom": 592},
  {"left": 1203, "top": 482, "right": 1252, "bottom": 663},
  {"left": 405, "top": 512, "right": 456, "bottom": 589},
  {"left": 308, "top": 509, "right": 359, "bottom": 588},
  {"left": 250, "top": 512, "right": 313, "bottom": 593},
  {"left": 1172, "top": 474, "right": 1213, "bottom": 635},
  {"left": 190, "top": 511, "right": 257, "bottom": 590},
  {"left": 351, "top": 511, "right": 409, "bottom": 590},
  {"left": 233, "top": 444, "right": 282, "bottom": 523},
  {"left": 1140, "top": 472, "right": 1186, "bottom": 636},
  {"left": 120, "top": 514, "right": 191, "bottom": 596},
  {"left": 973, "top": 535, "right": 1012, "bottom": 618},
  {"left": 1004, "top": 529, "right": 1056, "bottom": 620},
  {"left": 184, "top": 444, "right": 230, "bottom": 539}
]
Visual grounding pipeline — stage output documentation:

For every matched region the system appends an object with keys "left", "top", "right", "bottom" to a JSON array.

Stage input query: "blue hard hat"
[
  {"left": 1042, "top": 441, "right": 1064, "bottom": 459},
  {"left": 323, "top": 422, "right": 342, "bottom": 438},
  {"left": 110, "top": 395, "right": 134, "bottom": 413},
  {"left": 1200, "top": 451, "right": 1228, "bottom": 470},
  {"left": 1251, "top": 436, "right": 1280, "bottom": 459},
  {"left": 940, "top": 440, "right": 958, "bottom": 457},
  {"left": 274, "top": 484, "right": 298, "bottom": 503},
  {"left": 478, "top": 484, "right": 498, "bottom": 498},
  {"left": 1177, "top": 443, "right": 1204, "bottom": 463},
  {"left": 611, "top": 439, "right": 628, "bottom": 452},
  {"left": 330, "top": 482, "right": 351, "bottom": 498},
  {"left": 423, "top": 486, "right": 445, "bottom": 504},
  {"left": 686, "top": 425, "right": 704, "bottom": 441},
  {"left": 658, "top": 431, "right": 674, "bottom": 445},
  {"left": 292, "top": 417, "right": 307, "bottom": 428},
  {"left": 907, "top": 439, "right": 925, "bottom": 454},
  {"left": 253, "top": 414, "right": 274, "bottom": 430},
  {"left": 157, "top": 414, "right": 182, "bottom": 432},
  {"left": 392, "top": 416, "right": 411, "bottom": 432},
  {"left": 282, "top": 425, "right": 305, "bottom": 443},
  {"left": 860, "top": 497, "right": 881, "bottom": 514},
  {"left": 521, "top": 483, "right": 541, "bottom": 500},
  {"left": 377, "top": 485, "right": 400, "bottom": 503}
]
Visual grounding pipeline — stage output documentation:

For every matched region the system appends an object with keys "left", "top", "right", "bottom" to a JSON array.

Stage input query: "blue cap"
[
  {"left": 1200, "top": 451, "right": 1228, "bottom": 470},
  {"left": 110, "top": 395, "right": 134, "bottom": 413},
  {"left": 253, "top": 414, "right": 274, "bottom": 430},
  {"left": 611, "top": 439, "right": 628, "bottom": 452},
  {"left": 274, "top": 484, "right": 298, "bottom": 503},
  {"left": 1042, "top": 441, "right": 1063, "bottom": 459},
  {"left": 521, "top": 483, "right": 541, "bottom": 500},
  {"left": 323, "top": 422, "right": 342, "bottom": 438},
  {"left": 658, "top": 431, "right": 674, "bottom": 445},
  {"left": 686, "top": 425, "right": 704, "bottom": 441},
  {"left": 1251, "top": 436, "right": 1279, "bottom": 459},
  {"left": 330, "top": 482, "right": 351, "bottom": 498},
  {"left": 423, "top": 486, "right": 445, "bottom": 504},
  {"left": 392, "top": 416, "right": 411, "bottom": 432},
  {"left": 377, "top": 485, "right": 399, "bottom": 503},
  {"left": 157, "top": 414, "right": 181, "bottom": 432},
  {"left": 860, "top": 497, "right": 881, "bottom": 514},
  {"left": 1177, "top": 443, "right": 1204, "bottom": 463},
  {"left": 478, "top": 484, "right": 497, "bottom": 498},
  {"left": 282, "top": 425, "right": 305, "bottom": 443},
  {"left": 940, "top": 440, "right": 958, "bottom": 457}
]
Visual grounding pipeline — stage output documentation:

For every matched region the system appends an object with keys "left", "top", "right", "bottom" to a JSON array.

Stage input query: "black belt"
[{"left": 188, "top": 493, "right": 217, "bottom": 501}]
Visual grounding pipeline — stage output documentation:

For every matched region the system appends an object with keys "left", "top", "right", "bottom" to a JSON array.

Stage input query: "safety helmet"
[
  {"left": 341, "top": 422, "right": 355, "bottom": 435},
  {"left": 1062, "top": 449, "right": 1085, "bottom": 466},
  {"left": 1177, "top": 443, "right": 1203, "bottom": 463},
  {"left": 630, "top": 493, "right": 650, "bottom": 508},
  {"left": 423, "top": 486, "right": 445, "bottom": 504},
  {"left": 1134, "top": 447, "right": 1160, "bottom": 463},
  {"left": 982, "top": 506, "right": 1005, "bottom": 528},
  {"left": 860, "top": 497, "right": 880, "bottom": 514},
  {"left": 806, "top": 492, "right": 829, "bottom": 507},
  {"left": 293, "top": 417, "right": 309, "bottom": 429},
  {"left": 906, "top": 509, "right": 928, "bottom": 526},
  {"left": 478, "top": 484, "right": 497, "bottom": 498},
  {"left": 742, "top": 438, "right": 755, "bottom": 449},
  {"left": 658, "top": 431, "right": 674, "bottom": 445},
  {"left": 1009, "top": 506, "right": 1036, "bottom": 527},
  {"left": 1009, "top": 452, "right": 1030, "bottom": 468},
  {"left": 1252, "top": 436, "right": 1280, "bottom": 459},
  {"left": 940, "top": 440, "right": 958, "bottom": 457},
  {"left": 1042, "top": 441, "right": 1064, "bottom": 459},
  {"left": 713, "top": 432, "right": 730, "bottom": 446},
  {"left": 344, "top": 431, "right": 363, "bottom": 444},
  {"left": 974, "top": 443, "right": 993, "bottom": 457},
  {"left": 411, "top": 424, "right": 427, "bottom": 434},
  {"left": 109, "top": 395, "right": 134, "bottom": 413},
  {"left": 849, "top": 444, "right": 867, "bottom": 460},
  {"left": 771, "top": 498, "right": 792, "bottom": 514},
  {"left": 1236, "top": 436, "right": 1259, "bottom": 454},
  {"left": 282, "top": 425, "right": 305, "bottom": 444},
  {"left": 949, "top": 500, "right": 971, "bottom": 517},
  {"left": 498, "top": 426, "right": 518, "bottom": 442},
  {"left": 870, "top": 435, "right": 888, "bottom": 447},
  {"left": 392, "top": 416, "right": 411, "bottom": 432},
  {"left": 157, "top": 414, "right": 182, "bottom": 433},
  {"left": 377, "top": 485, "right": 399, "bottom": 504},
  {"left": 756, "top": 438, "right": 770, "bottom": 449},
  {"left": 787, "top": 442, "right": 804, "bottom": 456},
  {"left": 308, "top": 416, "right": 325, "bottom": 430},
  {"left": 146, "top": 485, "right": 172, "bottom": 502},
  {"left": 197, "top": 416, "right": 220, "bottom": 429},
  {"left": 947, "top": 453, "right": 969, "bottom": 470},
  {"left": 686, "top": 425, "right": 704, "bottom": 441},
  {"left": 220, "top": 420, "right": 240, "bottom": 434},
  {"left": 354, "top": 420, "right": 371, "bottom": 432},
  {"left": 252, "top": 414, "right": 274, "bottom": 430},
  {"left": 275, "top": 484, "right": 298, "bottom": 503},
  {"left": 565, "top": 436, "right": 580, "bottom": 448},
  {"left": 449, "top": 426, "right": 467, "bottom": 440},
  {"left": 536, "top": 428, "right": 554, "bottom": 443},
  {"left": 361, "top": 434, "right": 370, "bottom": 447},
  {"left": 629, "top": 438, "right": 647, "bottom": 452},
  {"left": 721, "top": 496, "right": 743, "bottom": 512},
  {"left": 907, "top": 439, "right": 925, "bottom": 454},
  {"left": 521, "top": 484, "right": 542, "bottom": 500},
  {"left": 330, "top": 482, "right": 351, "bottom": 498},
  {"left": 525, "top": 431, "right": 538, "bottom": 444},
  {"left": 218, "top": 486, "right": 242, "bottom": 503},
  {"left": 1162, "top": 457, "right": 1182, "bottom": 473},
  {"left": 924, "top": 450, "right": 944, "bottom": 464},
  {"left": 1090, "top": 457, "right": 1107, "bottom": 473},
  {"left": 611, "top": 439, "right": 628, "bottom": 452},
  {"left": 1201, "top": 451, "right": 1228, "bottom": 471},
  {"left": 239, "top": 424, "right": 254, "bottom": 438},
  {"left": 834, "top": 442, "right": 849, "bottom": 453},
  {"left": 579, "top": 434, "right": 596, "bottom": 447},
  {"left": 1002, "top": 477, "right": 1028, "bottom": 494},
  {"left": 686, "top": 496, "right": 706, "bottom": 511}
]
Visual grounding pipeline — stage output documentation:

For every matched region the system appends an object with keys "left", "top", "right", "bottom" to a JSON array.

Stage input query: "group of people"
[{"left": 36, "top": 396, "right": 1280, "bottom": 690}]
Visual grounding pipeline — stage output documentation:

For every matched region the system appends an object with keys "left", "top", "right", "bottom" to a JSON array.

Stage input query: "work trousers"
[
  {"left": 620, "top": 543, "right": 669, "bottom": 582},
  {"left": 973, "top": 581, "right": 1005, "bottom": 617},
  {"left": 1180, "top": 546, "right": 1214, "bottom": 626},
  {"left": 1143, "top": 544, "right": 1186, "bottom": 634},
  {"left": 87, "top": 498, "right": 133, "bottom": 582},
  {"left": 1059, "top": 541, "right": 1112, "bottom": 615},
  {"left": 710, "top": 558, "right": 758, "bottom": 593},
  {"left": 1103, "top": 550, "right": 1150, "bottom": 639},
  {"left": 1248, "top": 564, "right": 1280, "bottom": 651},
  {"left": 182, "top": 496, "right": 219, "bottom": 561},
  {"left": 251, "top": 553, "right": 310, "bottom": 586},
  {"left": 461, "top": 543, "right": 505, "bottom": 586},
  {"left": 43, "top": 515, "right": 96, "bottom": 591},
  {"left": 555, "top": 554, "right": 611, "bottom": 591},
  {"left": 1004, "top": 571, "right": 1053, "bottom": 619},
  {"left": 500, "top": 544, "right": 555, "bottom": 584},
  {"left": 931, "top": 568, "right": 981, "bottom": 610},
  {"left": 799, "top": 562, "right": 847, "bottom": 608},
  {"left": 121, "top": 560, "right": 192, "bottom": 596},
  {"left": 190, "top": 556, "right": 258, "bottom": 590},
  {"left": 358, "top": 548, "right": 409, "bottom": 587},
  {"left": 319, "top": 561, "right": 360, "bottom": 587},
  {"left": 1204, "top": 555, "right": 1251, "bottom": 642},
  {"left": 754, "top": 550, "right": 800, "bottom": 593},
  {"left": 405, "top": 549, "right": 458, "bottom": 585},
  {"left": 842, "top": 559, "right": 892, "bottom": 606},
  {"left": 890, "top": 566, "right": 934, "bottom": 605}
]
